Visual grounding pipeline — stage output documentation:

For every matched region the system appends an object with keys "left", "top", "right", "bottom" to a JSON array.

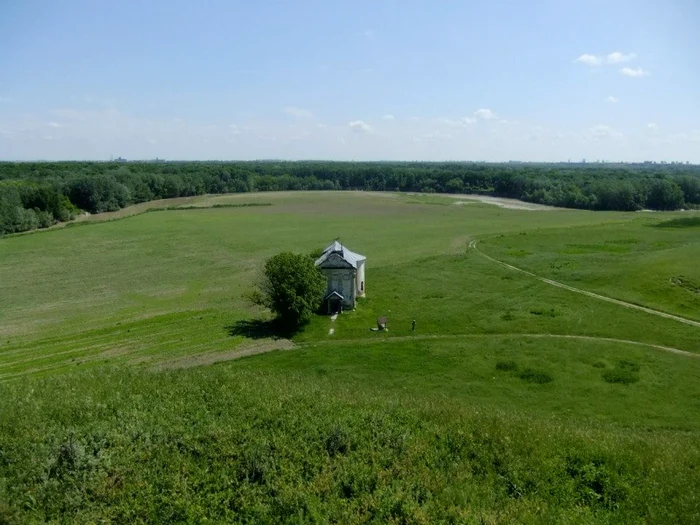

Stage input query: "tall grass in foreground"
[{"left": 1, "top": 366, "right": 698, "bottom": 524}]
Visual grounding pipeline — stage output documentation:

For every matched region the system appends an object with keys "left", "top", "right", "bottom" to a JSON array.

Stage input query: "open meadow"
[{"left": 1, "top": 191, "right": 700, "bottom": 523}]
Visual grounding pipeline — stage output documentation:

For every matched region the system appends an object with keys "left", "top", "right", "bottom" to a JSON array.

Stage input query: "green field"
[{"left": 2, "top": 191, "right": 700, "bottom": 523}]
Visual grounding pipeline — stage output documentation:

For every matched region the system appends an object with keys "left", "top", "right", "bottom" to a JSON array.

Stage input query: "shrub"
[
  {"left": 617, "top": 359, "right": 640, "bottom": 373},
  {"left": 519, "top": 368, "right": 553, "bottom": 384},
  {"left": 592, "top": 361, "right": 606, "bottom": 369},
  {"left": 495, "top": 360, "right": 518, "bottom": 372},
  {"left": 603, "top": 369, "right": 639, "bottom": 385},
  {"left": 325, "top": 424, "right": 351, "bottom": 457},
  {"left": 500, "top": 311, "right": 516, "bottom": 321},
  {"left": 240, "top": 442, "right": 274, "bottom": 484},
  {"left": 530, "top": 308, "right": 560, "bottom": 317}
]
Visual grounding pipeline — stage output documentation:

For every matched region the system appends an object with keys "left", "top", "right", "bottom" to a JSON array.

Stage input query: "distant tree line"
[{"left": 1, "top": 161, "right": 699, "bottom": 235}]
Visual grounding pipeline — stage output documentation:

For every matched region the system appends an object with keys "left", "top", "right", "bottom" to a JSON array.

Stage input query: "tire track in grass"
[{"left": 469, "top": 239, "right": 700, "bottom": 329}]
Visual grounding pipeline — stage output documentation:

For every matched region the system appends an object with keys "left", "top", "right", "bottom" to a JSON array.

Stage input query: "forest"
[{"left": 1, "top": 160, "right": 699, "bottom": 235}]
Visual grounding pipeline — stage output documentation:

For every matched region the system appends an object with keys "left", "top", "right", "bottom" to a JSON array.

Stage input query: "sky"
[{"left": 1, "top": 0, "right": 699, "bottom": 162}]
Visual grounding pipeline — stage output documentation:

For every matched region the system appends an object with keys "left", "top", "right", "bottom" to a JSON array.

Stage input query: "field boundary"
[{"left": 469, "top": 239, "right": 700, "bottom": 329}]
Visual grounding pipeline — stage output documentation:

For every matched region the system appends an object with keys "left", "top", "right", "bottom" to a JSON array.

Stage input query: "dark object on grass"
[
  {"left": 411, "top": 319, "right": 416, "bottom": 331},
  {"left": 519, "top": 368, "right": 553, "bottom": 384},
  {"left": 603, "top": 369, "right": 639, "bottom": 385},
  {"left": 377, "top": 317, "right": 388, "bottom": 331},
  {"left": 495, "top": 360, "right": 518, "bottom": 372},
  {"left": 617, "top": 359, "right": 640, "bottom": 373}
]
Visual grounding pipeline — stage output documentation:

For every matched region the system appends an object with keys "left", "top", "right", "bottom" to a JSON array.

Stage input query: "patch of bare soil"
[
  {"left": 438, "top": 193, "right": 559, "bottom": 210},
  {"left": 150, "top": 338, "right": 295, "bottom": 370}
]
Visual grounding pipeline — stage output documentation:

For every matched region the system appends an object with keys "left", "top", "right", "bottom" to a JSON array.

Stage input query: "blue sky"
[{"left": 1, "top": 0, "right": 698, "bottom": 161}]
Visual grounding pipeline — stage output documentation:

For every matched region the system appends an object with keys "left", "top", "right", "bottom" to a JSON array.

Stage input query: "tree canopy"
[
  {"left": 250, "top": 252, "right": 327, "bottom": 329},
  {"left": 2, "top": 160, "right": 700, "bottom": 235}
]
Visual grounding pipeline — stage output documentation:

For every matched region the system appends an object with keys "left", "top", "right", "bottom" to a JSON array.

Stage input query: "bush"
[
  {"left": 325, "top": 424, "right": 352, "bottom": 457},
  {"left": 500, "top": 311, "right": 516, "bottom": 321},
  {"left": 617, "top": 359, "right": 640, "bottom": 373},
  {"left": 530, "top": 308, "right": 560, "bottom": 317},
  {"left": 519, "top": 368, "right": 553, "bottom": 384},
  {"left": 592, "top": 361, "right": 606, "bottom": 369},
  {"left": 495, "top": 360, "right": 518, "bottom": 372},
  {"left": 603, "top": 369, "right": 639, "bottom": 385}
]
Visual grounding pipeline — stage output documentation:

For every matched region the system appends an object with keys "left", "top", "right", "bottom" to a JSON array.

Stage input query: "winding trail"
[{"left": 469, "top": 239, "right": 700, "bottom": 329}]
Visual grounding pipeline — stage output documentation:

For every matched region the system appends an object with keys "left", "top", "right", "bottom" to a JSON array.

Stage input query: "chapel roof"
[{"left": 314, "top": 240, "right": 366, "bottom": 269}]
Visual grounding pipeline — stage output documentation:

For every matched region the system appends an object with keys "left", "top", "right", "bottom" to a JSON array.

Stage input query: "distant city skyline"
[{"left": 1, "top": 0, "right": 698, "bottom": 162}]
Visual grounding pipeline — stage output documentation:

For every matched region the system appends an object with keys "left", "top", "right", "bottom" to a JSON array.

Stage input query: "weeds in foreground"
[{"left": 0, "top": 366, "right": 697, "bottom": 523}]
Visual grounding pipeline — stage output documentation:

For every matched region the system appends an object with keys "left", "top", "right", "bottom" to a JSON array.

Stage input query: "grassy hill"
[{"left": 1, "top": 192, "right": 699, "bottom": 523}]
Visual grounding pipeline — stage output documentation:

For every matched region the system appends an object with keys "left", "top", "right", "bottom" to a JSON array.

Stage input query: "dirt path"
[
  {"left": 469, "top": 239, "right": 700, "bottom": 329},
  {"left": 307, "top": 332, "right": 697, "bottom": 358}
]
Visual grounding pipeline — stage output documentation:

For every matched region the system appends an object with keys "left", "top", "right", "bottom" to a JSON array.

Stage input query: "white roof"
[{"left": 315, "top": 241, "right": 366, "bottom": 269}]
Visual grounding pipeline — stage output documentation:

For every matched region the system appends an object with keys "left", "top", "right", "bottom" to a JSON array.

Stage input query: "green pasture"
[
  {"left": 480, "top": 213, "right": 700, "bottom": 321},
  {"left": 2, "top": 191, "right": 700, "bottom": 522}
]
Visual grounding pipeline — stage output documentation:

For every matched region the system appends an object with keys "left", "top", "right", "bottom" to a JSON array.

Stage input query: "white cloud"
[
  {"left": 606, "top": 51, "right": 637, "bottom": 64},
  {"left": 317, "top": 123, "right": 327, "bottom": 128},
  {"left": 47, "top": 122, "right": 64, "bottom": 128},
  {"left": 283, "top": 106, "right": 314, "bottom": 119},
  {"left": 362, "top": 29, "right": 374, "bottom": 38},
  {"left": 348, "top": 120, "right": 372, "bottom": 133},
  {"left": 647, "top": 123, "right": 658, "bottom": 130},
  {"left": 474, "top": 108, "right": 497, "bottom": 120},
  {"left": 589, "top": 124, "right": 623, "bottom": 139},
  {"left": 382, "top": 114, "right": 395, "bottom": 120},
  {"left": 9, "top": 104, "right": 700, "bottom": 163},
  {"left": 575, "top": 51, "right": 637, "bottom": 67},
  {"left": 620, "top": 67, "right": 649, "bottom": 77},
  {"left": 575, "top": 54, "right": 603, "bottom": 66},
  {"left": 606, "top": 96, "right": 619, "bottom": 103}
]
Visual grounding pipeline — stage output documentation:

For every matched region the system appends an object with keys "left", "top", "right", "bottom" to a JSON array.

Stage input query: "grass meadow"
[{"left": 1, "top": 191, "right": 700, "bottom": 523}]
